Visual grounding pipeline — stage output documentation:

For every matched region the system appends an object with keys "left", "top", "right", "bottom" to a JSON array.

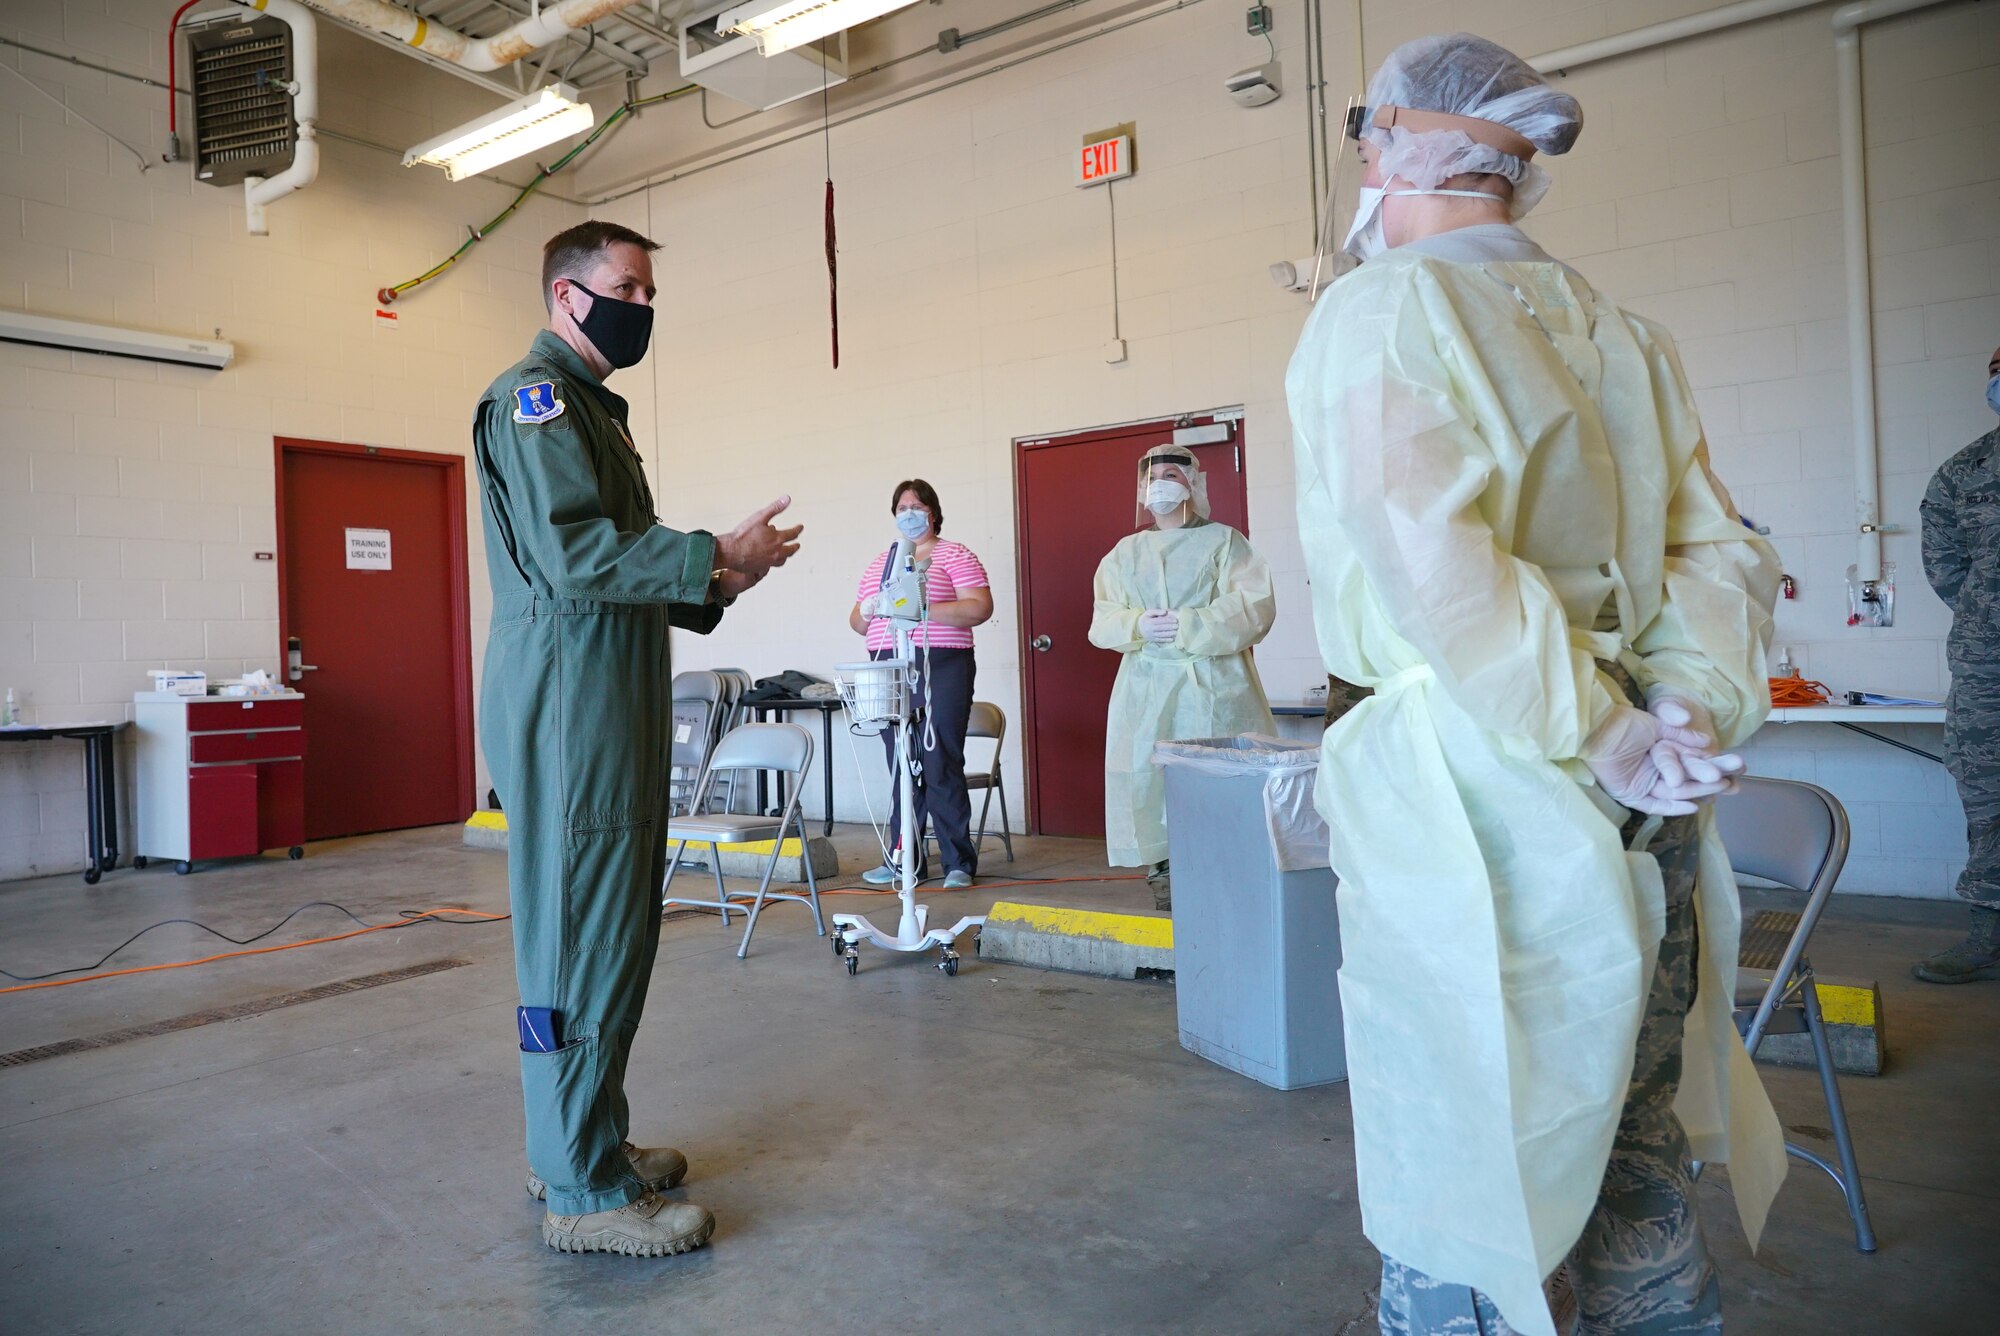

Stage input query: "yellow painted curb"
[
  {"left": 986, "top": 901, "right": 1174, "bottom": 950},
  {"left": 1816, "top": 982, "right": 1876, "bottom": 1028},
  {"left": 466, "top": 812, "right": 803, "bottom": 857}
]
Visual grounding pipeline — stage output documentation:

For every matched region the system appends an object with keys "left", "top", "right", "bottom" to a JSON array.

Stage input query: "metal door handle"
[
  {"left": 1031, "top": 635, "right": 1052, "bottom": 652},
  {"left": 286, "top": 635, "right": 318, "bottom": 683}
]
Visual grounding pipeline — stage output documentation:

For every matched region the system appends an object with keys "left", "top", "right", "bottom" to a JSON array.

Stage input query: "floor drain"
[{"left": 0, "top": 958, "right": 470, "bottom": 1069}]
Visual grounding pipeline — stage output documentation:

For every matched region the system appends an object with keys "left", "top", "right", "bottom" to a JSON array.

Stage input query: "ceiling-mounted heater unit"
[{"left": 190, "top": 14, "right": 295, "bottom": 187}]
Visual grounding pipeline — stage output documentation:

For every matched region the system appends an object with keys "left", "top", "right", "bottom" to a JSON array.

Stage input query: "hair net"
[
  {"left": 1135, "top": 444, "right": 1210, "bottom": 527},
  {"left": 1362, "top": 33, "right": 1582, "bottom": 219}
]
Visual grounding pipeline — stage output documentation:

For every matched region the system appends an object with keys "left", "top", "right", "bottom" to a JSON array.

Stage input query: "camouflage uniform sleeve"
[
  {"left": 480, "top": 393, "right": 716, "bottom": 606},
  {"left": 1921, "top": 461, "right": 1968, "bottom": 607}
]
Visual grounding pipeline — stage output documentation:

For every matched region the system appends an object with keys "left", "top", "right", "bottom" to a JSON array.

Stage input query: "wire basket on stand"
[{"left": 833, "top": 659, "right": 911, "bottom": 735}]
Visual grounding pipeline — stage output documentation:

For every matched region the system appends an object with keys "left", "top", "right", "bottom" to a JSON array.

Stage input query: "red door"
[
  {"left": 277, "top": 439, "right": 475, "bottom": 840},
  {"left": 1015, "top": 413, "right": 1249, "bottom": 838}
]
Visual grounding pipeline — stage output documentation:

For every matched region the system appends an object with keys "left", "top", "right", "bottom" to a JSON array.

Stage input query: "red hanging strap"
[{"left": 825, "top": 177, "right": 839, "bottom": 370}]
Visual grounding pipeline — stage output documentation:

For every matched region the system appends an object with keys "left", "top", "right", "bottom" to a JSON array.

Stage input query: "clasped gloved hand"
[
  {"left": 858, "top": 592, "right": 885, "bottom": 619},
  {"left": 1645, "top": 689, "right": 1746, "bottom": 805},
  {"left": 1138, "top": 610, "right": 1180, "bottom": 644},
  {"left": 1579, "top": 705, "right": 1703, "bottom": 816}
]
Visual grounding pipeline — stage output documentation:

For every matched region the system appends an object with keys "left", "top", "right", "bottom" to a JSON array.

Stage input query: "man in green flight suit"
[{"left": 475, "top": 220, "right": 802, "bottom": 1256}]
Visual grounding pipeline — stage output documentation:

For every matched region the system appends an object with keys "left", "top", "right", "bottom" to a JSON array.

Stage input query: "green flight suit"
[{"left": 473, "top": 329, "right": 723, "bottom": 1216}]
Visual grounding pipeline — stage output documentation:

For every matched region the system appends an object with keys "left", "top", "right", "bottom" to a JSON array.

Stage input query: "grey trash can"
[{"left": 1156, "top": 735, "right": 1345, "bottom": 1091}]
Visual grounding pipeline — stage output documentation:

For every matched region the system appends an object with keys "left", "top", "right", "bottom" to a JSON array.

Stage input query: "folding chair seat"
[{"left": 662, "top": 722, "right": 823, "bottom": 958}]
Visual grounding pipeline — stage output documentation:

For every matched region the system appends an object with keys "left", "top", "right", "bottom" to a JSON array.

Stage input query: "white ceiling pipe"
[
  {"left": 1529, "top": 0, "right": 1824, "bottom": 75},
  {"left": 239, "top": 0, "right": 320, "bottom": 236},
  {"left": 292, "top": 0, "right": 645, "bottom": 72},
  {"left": 1533, "top": 0, "right": 1967, "bottom": 601}
]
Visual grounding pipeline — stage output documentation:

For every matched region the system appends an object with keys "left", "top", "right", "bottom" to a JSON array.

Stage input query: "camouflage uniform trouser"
[
  {"left": 1945, "top": 672, "right": 2000, "bottom": 907},
  {"left": 1378, "top": 811, "right": 1721, "bottom": 1336}
]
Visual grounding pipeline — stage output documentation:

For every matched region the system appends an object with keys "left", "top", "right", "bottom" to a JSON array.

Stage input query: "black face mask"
[{"left": 568, "top": 280, "right": 654, "bottom": 370}]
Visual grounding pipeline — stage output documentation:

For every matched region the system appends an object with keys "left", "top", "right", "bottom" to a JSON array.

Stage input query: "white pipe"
[
  {"left": 1834, "top": 21, "right": 1881, "bottom": 582},
  {"left": 291, "top": 0, "right": 644, "bottom": 73},
  {"left": 1529, "top": 0, "right": 1822, "bottom": 74},
  {"left": 240, "top": 0, "right": 319, "bottom": 236},
  {"left": 1832, "top": 0, "right": 1962, "bottom": 587}
]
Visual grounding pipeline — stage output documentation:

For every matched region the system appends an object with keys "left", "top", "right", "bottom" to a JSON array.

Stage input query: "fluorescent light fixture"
[
  {"left": 0, "top": 308, "right": 234, "bottom": 369},
  {"left": 403, "top": 83, "right": 593, "bottom": 182},
  {"left": 719, "top": 0, "right": 922, "bottom": 57}
]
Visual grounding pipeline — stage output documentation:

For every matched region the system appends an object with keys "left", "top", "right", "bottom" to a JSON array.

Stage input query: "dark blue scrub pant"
[{"left": 872, "top": 646, "right": 977, "bottom": 877}]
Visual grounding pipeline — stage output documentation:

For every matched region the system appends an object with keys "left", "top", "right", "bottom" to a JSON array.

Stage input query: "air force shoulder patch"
[{"left": 513, "top": 381, "right": 565, "bottom": 425}]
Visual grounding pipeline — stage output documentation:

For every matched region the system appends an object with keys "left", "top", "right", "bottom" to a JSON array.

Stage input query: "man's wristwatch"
[{"left": 709, "top": 569, "right": 736, "bottom": 608}]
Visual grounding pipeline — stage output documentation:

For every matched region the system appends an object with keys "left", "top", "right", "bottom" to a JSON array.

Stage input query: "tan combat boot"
[
  {"left": 542, "top": 1191, "right": 715, "bottom": 1257},
  {"left": 527, "top": 1141, "right": 687, "bottom": 1201}
]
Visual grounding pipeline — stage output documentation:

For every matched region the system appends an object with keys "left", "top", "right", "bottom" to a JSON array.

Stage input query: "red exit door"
[
  {"left": 1015, "top": 412, "right": 1248, "bottom": 839},
  {"left": 276, "top": 438, "right": 475, "bottom": 841}
]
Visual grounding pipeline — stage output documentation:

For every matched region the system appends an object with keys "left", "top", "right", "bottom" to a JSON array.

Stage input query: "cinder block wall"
[
  {"left": 1498, "top": 0, "right": 2000, "bottom": 895},
  {"left": 0, "top": 1, "right": 580, "bottom": 879}
]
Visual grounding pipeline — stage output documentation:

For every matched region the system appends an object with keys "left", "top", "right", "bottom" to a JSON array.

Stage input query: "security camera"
[{"left": 1227, "top": 61, "right": 1281, "bottom": 107}]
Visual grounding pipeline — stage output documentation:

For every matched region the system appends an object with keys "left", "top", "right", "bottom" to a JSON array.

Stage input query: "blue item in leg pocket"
[{"left": 518, "top": 1006, "right": 562, "bottom": 1053}]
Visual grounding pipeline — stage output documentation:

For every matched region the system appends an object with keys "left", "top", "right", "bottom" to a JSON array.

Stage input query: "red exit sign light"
[{"left": 1077, "top": 134, "right": 1134, "bottom": 188}]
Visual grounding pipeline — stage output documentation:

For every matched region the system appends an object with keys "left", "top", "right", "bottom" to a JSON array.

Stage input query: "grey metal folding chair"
[
  {"left": 662, "top": 722, "right": 824, "bottom": 959},
  {"left": 1716, "top": 776, "right": 1877, "bottom": 1253},
  {"left": 921, "top": 701, "right": 1016, "bottom": 865},
  {"left": 965, "top": 701, "right": 1014, "bottom": 862},
  {"left": 668, "top": 670, "right": 724, "bottom": 817},
  {"left": 714, "top": 669, "right": 754, "bottom": 725},
  {"left": 710, "top": 669, "right": 757, "bottom": 812}
]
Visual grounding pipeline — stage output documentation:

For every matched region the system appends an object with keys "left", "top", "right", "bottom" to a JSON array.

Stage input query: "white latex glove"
[
  {"left": 1646, "top": 691, "right": 1744, "bottom": 802},
  {"left": 858, "top": 592, "right": 885, "bottom": 619},
  {"left": 1579, "top": 706, "right": 1698, "bottom": 817},
  {"left": 1138, "top": 610, "right": 1180, "bottom": 645}
]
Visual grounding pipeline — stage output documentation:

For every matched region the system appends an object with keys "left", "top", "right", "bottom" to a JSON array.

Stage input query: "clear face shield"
[
  {"left": 1305, "top": 99, "right": 1368, "bottom": 301},
  {"left": 1134, "top": 447, "right": 1211, "bottom": 528},
  {"left": 1307, "top": 102, "right": 1539, "bottom": 297}
]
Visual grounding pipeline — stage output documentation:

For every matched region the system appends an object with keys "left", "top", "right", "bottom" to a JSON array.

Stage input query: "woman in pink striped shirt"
[{"left": 848, "top": 479, "right": 994, "bottom": 887}]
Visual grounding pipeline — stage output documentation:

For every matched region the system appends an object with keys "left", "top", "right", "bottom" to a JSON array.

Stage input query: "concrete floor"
[{"left": 1, "top": 826, "right": 1995, "bottom": 1335}]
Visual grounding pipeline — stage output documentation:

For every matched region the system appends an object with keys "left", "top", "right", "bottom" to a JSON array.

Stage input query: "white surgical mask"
[
  {"left": 1343, "top": 187, "right": 1510, "bottom": 263},
  {"left": 1145, "top": 479, "right": 1191, "bottom": 514},
  {"left": 1987, "top": 373, "right": 2000, "bottom": 417},
  {"left": 1342, "top": 186, "right": 1388, "bottom": 262},
  {"left": 895, "top": 507, "right": 931, "bottom": 540}
]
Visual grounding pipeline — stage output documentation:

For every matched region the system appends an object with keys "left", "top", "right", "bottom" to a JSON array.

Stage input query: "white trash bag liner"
[{"left": 1152, "top": 734, "right": 1331, "bottom": 872}]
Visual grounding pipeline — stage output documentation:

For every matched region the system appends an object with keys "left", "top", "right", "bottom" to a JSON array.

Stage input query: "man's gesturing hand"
[{"left": 715, "top": 496, "right": 803, "bottom": 578}]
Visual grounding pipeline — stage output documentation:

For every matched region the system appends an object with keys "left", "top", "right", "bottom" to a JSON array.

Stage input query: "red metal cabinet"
[{"left": 134, "top": 692, "right": 308, "bottom": 873}]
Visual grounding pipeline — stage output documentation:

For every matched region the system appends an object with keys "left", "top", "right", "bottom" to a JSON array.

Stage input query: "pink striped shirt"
[{"left": 855, "top": 540, "right": 990, "bottom": 651}]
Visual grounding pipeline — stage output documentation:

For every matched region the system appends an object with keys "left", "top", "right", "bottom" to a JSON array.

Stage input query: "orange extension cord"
[
  {"left": 0, "top": 876, "right": 1145, "bottom": 995},
  {"left": 1770, "top": 676, "right": 1834, "bottom": 707}
]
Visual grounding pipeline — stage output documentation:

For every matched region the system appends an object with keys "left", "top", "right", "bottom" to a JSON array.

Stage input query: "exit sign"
[{"left": 1077, "top": 134, "right": 1134, "bottom": 188}]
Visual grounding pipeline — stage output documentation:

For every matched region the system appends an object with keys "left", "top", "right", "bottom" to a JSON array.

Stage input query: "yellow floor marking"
[
  {"left": 1815, "top": 982, "right": 1877, "bottom": 1028},
  {"left": 986, "top": 901, "right": 1174, "bottom": 950}
]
